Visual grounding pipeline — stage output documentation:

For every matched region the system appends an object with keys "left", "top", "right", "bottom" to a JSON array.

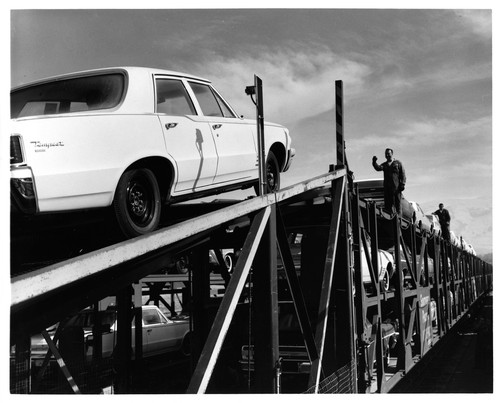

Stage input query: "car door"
[
  {"left": 155, "top": 77, "right": 218, "bottom": 194},
  {"left": 187, "top": 81, "right": 257, "bottom": 185},
  {"left": 142, "top": 307, "right": 183, "bottom": 356}
]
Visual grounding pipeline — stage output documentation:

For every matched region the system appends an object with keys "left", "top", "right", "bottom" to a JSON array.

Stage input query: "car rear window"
[{"left": 11, "top": 73, "right": 126, "bottom": 118}]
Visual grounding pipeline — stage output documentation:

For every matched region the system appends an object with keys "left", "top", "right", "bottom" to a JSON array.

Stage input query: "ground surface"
[{"left": 391, "top": 292, "right": 493, "bottom": 393}]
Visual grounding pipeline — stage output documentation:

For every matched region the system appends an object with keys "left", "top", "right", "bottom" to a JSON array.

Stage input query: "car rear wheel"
[{"left": 114, "top": 168, "right": 161, "bottom": 238}]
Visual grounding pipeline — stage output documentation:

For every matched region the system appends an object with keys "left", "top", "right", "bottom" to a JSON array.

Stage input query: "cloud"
[
  {"left": 411, "top": 160, "right": 491, "bottom": 184},
  {"left": 181, "top": 46, "right": 372, "bottom": 125},
  {"left": 394, "top": 116, "right": 491, "bottom": 143},
  {"left": 453, "top": 10, "right": 492, "bottom": 39}
]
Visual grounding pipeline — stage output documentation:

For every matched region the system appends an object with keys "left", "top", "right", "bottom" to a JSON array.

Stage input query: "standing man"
[
  {"left": 434, "top": 203, "right": 451, "bottom": 240},
  {"left": 372, "top": 148, "right": 406, "bottom": 216}
]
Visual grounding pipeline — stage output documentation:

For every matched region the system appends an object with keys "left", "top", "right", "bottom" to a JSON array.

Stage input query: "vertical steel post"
[
  {"left": 253, "top": 204, "right": 279, "bottom": 392},
  {"left": 133, "top": 283, "right": 143, "bottom": 362},
  {"left": 335, "top": 79, "right": 357, "bottom": 392},
  {"left": 442, "top": 242, "right": 451, "bottom": 330},
  {"left": 335, "top": 80, "right": 345, "bottom": 167},
  {"left": 432, "top": 237, "right": 445, "bottom": 337},
  {"left": 393, "top": 217, "right": 409, "bottom": 371},
  {"left": 115, "top": 287, "right": 132, "bottom": 393},
  {"left": 255, "top": 75, "right": 267, "bottom": 196},
  {"left": 13, "top": 337, "right": 31, "bottom": 393},
  {"left": 352, "top": 185, "right": 369, "bottom": 392},
  {"left": 92, "top": 304, "right": 103, "bottom": 361},
  {"left": 308, "top": 176, "right": 346, "bottom": 392},
  {"left": 191, "top": 245, "right": 211, "bottom": 363},
  {"left": 368, "top": 202, "right": 387, "bottom": 393}
]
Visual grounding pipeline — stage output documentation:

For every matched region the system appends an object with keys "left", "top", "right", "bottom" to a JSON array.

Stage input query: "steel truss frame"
[
  {"left": 10, "top": 77, "right": 492, "bottom": 395},
  {"left": 351, "top": 191, "right": 493, "bottom": 393}
]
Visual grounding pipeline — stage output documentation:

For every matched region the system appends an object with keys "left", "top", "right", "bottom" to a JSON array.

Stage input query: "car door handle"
[
  {"left": 165, "top": 122, "right": 178, "bottom": 130},
  {"left": 212, "top": 124, "right": 222, "bottom": 130},
  {"left": 147, "top": 329, "right": 152, "bottom": 333}
]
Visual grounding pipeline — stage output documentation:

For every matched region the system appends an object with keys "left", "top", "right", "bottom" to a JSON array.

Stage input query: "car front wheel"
[
  {"left": 113, "top": 168, "right": 161, "bottom": 238},
  {"left": 255, "top": 150, "right": 280, "bottom": 195}
]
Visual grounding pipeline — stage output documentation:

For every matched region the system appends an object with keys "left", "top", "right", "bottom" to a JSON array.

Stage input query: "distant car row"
[{"left": 355, "top": 179, "right": 476, "bottom": 256}]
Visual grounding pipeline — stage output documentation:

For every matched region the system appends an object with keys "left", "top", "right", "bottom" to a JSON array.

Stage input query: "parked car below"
[{"left": 29, "top": 305, "right": 191, "bottom": 365}]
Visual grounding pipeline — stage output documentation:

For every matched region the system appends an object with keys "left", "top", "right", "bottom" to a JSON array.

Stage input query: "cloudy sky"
[{"left": 5, "top": 4, "right": 494, "bottom": 252}]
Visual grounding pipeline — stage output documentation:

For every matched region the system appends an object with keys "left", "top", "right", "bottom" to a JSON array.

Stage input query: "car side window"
[
  {"left": 142, "top": 309, "right": 167, "bottom": 325},
  {"left": 189, "top": 82, "right": 236, "bottom": 118},
  {"left": 213, "top": 90, "right": 237, "bottom": 118},
  {"left": 189, "top": 82, "right": 222, "bottom": 117},
  {"left": 156, "top": 79, "right": 196, "bottom": 116}
]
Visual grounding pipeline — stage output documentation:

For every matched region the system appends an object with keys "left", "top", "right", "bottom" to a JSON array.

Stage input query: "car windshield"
[{"left": 11, "top": 73, "right": 125, "bottom": 118}]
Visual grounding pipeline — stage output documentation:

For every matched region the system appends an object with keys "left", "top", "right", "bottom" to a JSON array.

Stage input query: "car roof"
[
  {"left": 354, "top": 178, "right": 383, "bottom": 187},
  {"left": 11, "top": 66, "right": 210, "bottom": 91},
  {"left": 354, "top": 178, "right": 384, "bottom": 201}
]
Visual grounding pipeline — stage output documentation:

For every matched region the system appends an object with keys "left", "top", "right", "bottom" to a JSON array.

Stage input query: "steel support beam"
[
  {"left": 187, "top": 206, "right": 271, "bottom": 393},
  {"left": 335, "top": 80, "right": 345, "bottom": 166},
  {"left": 308, "top": 175, "right": 345, "bottom": 392},
  {"left": 352, "top": 189, "right": 369, "bottom": 392},
  {"left": 114, "top": 287, "right": 132, "bottom": 394},
  {"left": 393, "top": 217, "right": 411, "bottom": 372},
  {"left": 255, "top": 75, "right": 267, "bottom": 196},
  {"left": 276, "top": 207, "right": 318, "bottom": 363},
  {"left": 253, "top": 204, "right": 279, "bottom": 393},
  {"left": 41, "top": 330, "right": 81, "bottom": 394}
]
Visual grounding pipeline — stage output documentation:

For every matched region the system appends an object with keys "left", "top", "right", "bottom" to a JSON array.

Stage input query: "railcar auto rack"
[{"left": 10, "top": 78, "right": 492, "bottom": 394}]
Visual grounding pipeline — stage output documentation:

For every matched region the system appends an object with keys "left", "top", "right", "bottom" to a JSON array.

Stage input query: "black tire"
[
  {"left": 181, "top": 333, "right": 191, "bottom": 357},
  {"left": 224, "top": 252, "right": 235, "bottom": 273},
  {"left": 254, "top": 150, "right": 280, "bottom": 195},
  {"left": 381, "top": 268, "right": 390, "bottom": 292},
  {"left": 113, "top": 168, "right": 161, "bottom": 238},
  {"left": 175, "top": 255, "right": 189, "bottom": 274}
]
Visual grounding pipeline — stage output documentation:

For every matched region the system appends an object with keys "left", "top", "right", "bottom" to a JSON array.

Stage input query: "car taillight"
[
  {"left": 12, "top": 177, "right": 35, "bottom": 198},
  {"left": 11, "top": 135, "right": 24, "bottom": 164}
]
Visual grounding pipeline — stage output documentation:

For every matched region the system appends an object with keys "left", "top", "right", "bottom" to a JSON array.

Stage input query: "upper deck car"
[{"left": 11, "top": 67, "right": 295, "bottom": 237}]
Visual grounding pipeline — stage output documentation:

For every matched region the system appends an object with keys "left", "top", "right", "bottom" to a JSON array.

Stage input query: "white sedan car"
[
  {"left": 30, "top": 305, "right": 191, "bottom": 363},
  {"left": 425, "top": 213, "right": 441, "bottom": 237},
  {"left": 360, "top": 244, "right": 394, "bottom": 292},
  {"left": 409, "top": 201, "right": 432, "bottom": 233},
  {"left": 11, "top": 67, "right": 295, "bottom": 237}
]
